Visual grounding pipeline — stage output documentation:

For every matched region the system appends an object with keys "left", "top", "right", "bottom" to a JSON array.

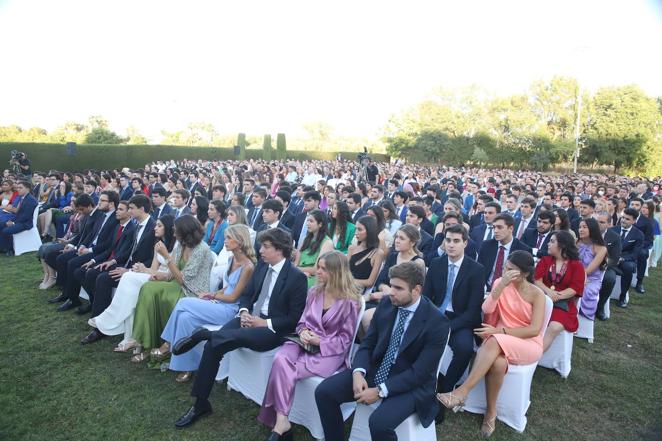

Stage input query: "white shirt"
[
  {"left": 266, "top": 220, "right": 280, "bottom": 229},
  {"left": 134, "top": 216, "right": 151, "bottom": 246},
  {"left": 488, "top": 238, "right": 513, "bottom": 287},
  {"left": 445, "top": 255, "right": 464, "bottom": 312},
  {"left": 238, "top": 258, "right": 286, "bottom": 332},
  {"left": 517, "top": 216, "right": 532, "bottom": 236},
  {"left": 483, "top": 224, "right": 495, "bottom": 242}
]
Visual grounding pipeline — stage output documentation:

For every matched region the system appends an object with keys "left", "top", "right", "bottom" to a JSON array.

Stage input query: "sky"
[{"left": 1, "top": 0, "right": 661, "bottom": 142}]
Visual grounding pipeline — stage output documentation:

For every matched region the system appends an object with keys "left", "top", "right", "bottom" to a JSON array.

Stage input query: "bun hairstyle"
[{"left": 507, "top": 250, "right": 535, "bottom": 283}]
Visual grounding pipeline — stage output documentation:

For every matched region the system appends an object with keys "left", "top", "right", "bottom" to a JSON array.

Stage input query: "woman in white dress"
[
  {"left": 379, "top": 199, "right": 403, "bottom": 237},
  {"left": 88, "top": 215, "right": 176, "bottom": 352}
]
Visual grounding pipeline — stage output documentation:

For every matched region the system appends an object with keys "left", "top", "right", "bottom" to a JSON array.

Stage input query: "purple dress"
[
  {"left": 578, "top": 242, "right": 604, "bottom": 320},
  {"left": 257, "top": 286, "right": 361, "bottom": 427}
]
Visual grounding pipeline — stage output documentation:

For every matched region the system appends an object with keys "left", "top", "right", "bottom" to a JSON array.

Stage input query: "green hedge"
[{"left": 0, "top": 143, "right": 389, "bottom": 172}]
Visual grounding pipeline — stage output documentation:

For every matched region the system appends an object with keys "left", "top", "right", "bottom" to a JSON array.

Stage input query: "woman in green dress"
[
  {"left": 130, "top": 215, "right": 215, "bottom": 362},
  {"left": 294, "top": 209, "right": 334, "bottom": 288},
  {"left": 328, "top": 201, "right": 355, "bottom": 254}
]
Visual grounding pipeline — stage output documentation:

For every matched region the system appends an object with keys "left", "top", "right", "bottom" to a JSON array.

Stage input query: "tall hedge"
[
  {"left": 262, "top": 134, "right": 272, "bottom": 161},
  {"left": 237, "top": 133, "right": 246, "bottom": 160},
  {"left": 276, "top": 133, "right": 287, "bottom": 160},
  {"left": 0, "top": 142, "right": 390, "bottom": 172}
]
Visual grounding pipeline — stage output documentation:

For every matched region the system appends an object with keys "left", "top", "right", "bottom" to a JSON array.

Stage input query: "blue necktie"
[
  {"left": 374, "top": 308, "right": 412, "bottom": 385},
  {"left": 486, "top": 225, "right": 494, "bottom": 240},
  {"left": 440, "top": 263, "right": 456, "bottom": 312}
]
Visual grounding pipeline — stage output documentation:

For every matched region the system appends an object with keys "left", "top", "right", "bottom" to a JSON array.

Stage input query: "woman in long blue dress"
[
  {"left": 577, "top": 218, "right": 607, "bottom": 320},
  {"left": 161, "top": 224, "right": 255, "bottom": 382}
]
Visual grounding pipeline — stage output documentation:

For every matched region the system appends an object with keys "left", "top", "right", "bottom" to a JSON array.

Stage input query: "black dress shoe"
[
  {"left": 174, "top": 403, "right": 212, "bottom": 428},
  {"left": 172, "top": 327, "right": 212, "bottom": 355},
  {"left": 265, "top": 429, "right": 293, "bottom": 441},
  {"left": 80, "top": 329, "right": 105, "bottom": 345},
  {"left": 596, "top": 311, "right": 607, "bottom": 321},
  {"left": 617, "top": 301, "right": 628, "bottom": 308},
  {"left": 76, "top": 304, "right": 92, "bottom": 315},
  {"left": 6, "top": 250, "right": 14, "bottom": 257},
  {"left": 57, "top": 299, "right": 81, "bottom": 312},
  {"left": 635, "top": 284, "right": 645, "bottom": 294},
  {"left": 48, "top": 293, "right": 67, "bottom": 304}
]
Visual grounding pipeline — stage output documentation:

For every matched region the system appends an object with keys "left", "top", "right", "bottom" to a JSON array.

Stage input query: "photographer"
[{"left": 9, "top": 151, "right": 32, "bottom": 178}]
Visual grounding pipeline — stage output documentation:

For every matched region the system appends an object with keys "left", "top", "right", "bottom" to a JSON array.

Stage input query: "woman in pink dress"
[
  {"left": 258, "top": 250, "right": 362, "bottom": 441},
  {"left": 437, "top": 250, "right": 546, "bottom": 438}
]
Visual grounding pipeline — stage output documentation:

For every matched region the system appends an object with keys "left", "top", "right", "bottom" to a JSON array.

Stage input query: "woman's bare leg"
[{"left": 542, "top": 321, "right": 564, "bottom": 352}]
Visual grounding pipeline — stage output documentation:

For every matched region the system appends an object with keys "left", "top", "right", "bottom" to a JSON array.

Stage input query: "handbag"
[{"left": 285, "top": 334, "right": 321, "bottom": 354}]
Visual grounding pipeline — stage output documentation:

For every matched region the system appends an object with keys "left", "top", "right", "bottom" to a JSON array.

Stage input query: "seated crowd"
[{"left": 2, "top": 159, "right": 661, "bottom": 440}]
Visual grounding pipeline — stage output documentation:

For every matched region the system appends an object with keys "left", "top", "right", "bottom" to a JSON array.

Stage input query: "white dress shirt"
[
  {"left": 487, "top": 238, "right": 513, "bottom": 287},
  {"left": 445, "top": 255, "right": 464, "bottom": 312}
]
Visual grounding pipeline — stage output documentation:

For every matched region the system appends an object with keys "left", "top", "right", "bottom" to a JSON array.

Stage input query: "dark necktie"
[
  {"left": 374, "top": 309, "right": 412, "bottom": 385},
  {"left": 109, "top": 225, "right": 125, "bottom": 260},
  {"left": 536, "top": 234, "right": 545, "bottom": 248},
  {"left": 493, "top": 245, "right": 506, "bottom": 284},
  {"left": 127, "top": 224, "right": 143, "bottom": 264},
  {"left": 253, "top": 267, "right": 275, "bottom": 315},
  {"left": 621, "top": 229, "right": 628, "bottom": 241}
]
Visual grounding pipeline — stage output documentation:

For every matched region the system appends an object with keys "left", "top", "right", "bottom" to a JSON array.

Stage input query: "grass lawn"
[{"left": 1, "top": 253, "right": 661, "bottom": 441}]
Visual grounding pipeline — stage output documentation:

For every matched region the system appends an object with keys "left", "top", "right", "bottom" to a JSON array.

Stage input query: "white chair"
[
  {"left": 574, "top": 311, "right": 594, "bottom": 344},
  {"left": 227, "top": 346, "right": 282, "bottom": 404},
  {"left": 462, "top": 296, "right": 553, "bottom": 433},
  {"left": 610, "top": 275, "right": 629, "bottom": 305},
  {"left": 603, "top": 294, "right": 611, "bottom": 319},
  {"left": 348, "top": 328, "right": 451, "bottom": 441},
  {"left": 12, "top": 205, "right": 41, "bottom": 256},
  {"left": 288, "top": 298, "right": 366, "bottom": 440},
  {"left": 438, "top": 344, "right": 472, "bottom": 387},
  {"left": 538, "top": 330, "right": 573, "bottom": 378},
  {"left": 198, "top": 324, "right": 232, "bottom": 382}
]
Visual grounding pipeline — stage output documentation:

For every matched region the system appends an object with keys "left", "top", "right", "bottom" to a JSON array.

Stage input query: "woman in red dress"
[{"left": 534, "top": 230, "right": 585, "bottom": 352}]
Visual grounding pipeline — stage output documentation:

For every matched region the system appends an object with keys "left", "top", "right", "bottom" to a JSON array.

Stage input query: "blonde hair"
[
  {"left": 315, "top": 250, "right": 362, "bottom": 301},
  {"left": 225, "top": 223, "right": 256, "bottom": 263},
  {"left": 228, "top": 205, "right": 249, "bottom": 226}
]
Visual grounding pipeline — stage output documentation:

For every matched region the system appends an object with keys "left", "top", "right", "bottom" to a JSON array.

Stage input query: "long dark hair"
[
  {"left": 158, "top": 214, "right": 176, "bottom": 252},
  {"left": 580, "top": 218, "right": 605, "bottom": 246},
  {"left": 379, "top": 199, "right": 398, "bottom": 222},
  {"left": 357, "top": 215, "right": 380, "bottom": 251},
  {"left": 301, "top": 209, "right": 328, "bottom": 255},
  {"left": 194, "top": 195, "right": 209, "bottom": 225},
  {"left": 329, "top": 201, "right": 350, "bottom": 243},
  {"left": 366, "top": 205, "right": 386, "bottom": 232},
  {"left": 553, "top": 208, "right": 570, "bottom": 231},
  {"left": 508, "top": 250, "right": 535, "bottom": 283},
  {"left": 551, "top": 230, "right": 580, "bottom": 260}
]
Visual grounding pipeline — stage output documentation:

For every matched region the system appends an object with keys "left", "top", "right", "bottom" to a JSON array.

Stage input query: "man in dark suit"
[
  {"left": 346, "top": 192, "right": 366, "bottom": 224},
  {"left": 521, "top": 210, "right": 555, "bottom": 258},
  {"left": 171, "top": 228, "right": 307, "bottom": 428},
  {"left": 571, "top": 199, "right": 595, "bottom": 236},
  {"left": 54, "top": 191, "right": 120, "bottom": 312},
  {"left": 559, "top": 193, "right": 580, "bottom": 224},
  {"left": 405, "top": 205, "right": 433, "bottom": 256},
  {"left": 316, "top": 261, "right": 447, "bottom": 441},
  {"left": 478, "top": 213, "right": 532, "bottom": 291},
  {"left": 629, "top": 198, "right": 654, "bottom": 293},
  {"left": 426, "top": 212, "right": 478, "bottom": 265},
  {"left": 0, "top": 180, "right": 39, "bottom": 256},
  {"left": 187, "top": 171, "right": 204, "bottom": 200},
  {"left": 468, "top": 195, "right": 493, "bottom": 231},
  {"left": 287, "top": 184, "right": 305, "bottom": 215},
  {"left": 393, "top": 191, "right": 409, "bottom": 223},
  {"left": 72, "top": 201, "right": 135, "bottom": 318},
  {"left": 469, "top": 201, "right": 500, "bottom": 249},
  {"left": 595, "top": 211, "right": 621, "bottom": 320},
  {"left": 253, "top": 199, "right": 291, "bottom": 256},
  {"left": 513, "top": 197, "right": 537, "bottom": 240},
  {"left": 118, "top": 175, "right": 134, "bottom": 201},
  {"left": 275, "top": 190, "right": 295, "bottom": 229},
  {"left": 171, "top": 189, "right": 192, "bottom": 218},
  {"left": 611, "top": 208, "right": 644, "bottom": 308},
  {"left": 242, "top": 179, "right": 256, "bottom": 210},
  {"left": 246, "top": 188, "right": 267, "bottom": 231},
  {"left": 423, "top": 225, "right": 484, "bottom": 422},
  {"left": 47, "top": 191, "right": 118, "bottom": 306},
  {"left": 150, "top": 187, "right": 174, "bottom": 220},
  {"left": 292, "top": 190, "right": 322, "bottom": 248}
]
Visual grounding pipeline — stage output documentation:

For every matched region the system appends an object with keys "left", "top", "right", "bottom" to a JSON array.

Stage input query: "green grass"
[{"left": 1, "top": 254, "right": 661, "bottom": 441}]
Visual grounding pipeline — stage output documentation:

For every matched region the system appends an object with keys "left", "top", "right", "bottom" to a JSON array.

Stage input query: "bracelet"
[{"left": 503, "top": 327, "right": 507, "bottom": 335}]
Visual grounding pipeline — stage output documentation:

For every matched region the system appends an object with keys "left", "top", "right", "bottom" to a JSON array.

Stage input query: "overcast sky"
[{"left": 1, "top": 0, "right": 661, "bottom": 141}]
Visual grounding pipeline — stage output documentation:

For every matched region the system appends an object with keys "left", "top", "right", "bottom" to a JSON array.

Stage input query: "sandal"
[
  {"left": 150, "top": 344, "right": 171, "bottom": 361},
  {"left": 114, "top": 340, "right": 138, "bottom": 353},
  {"left": 175, "top": 372, "right": 193, "bottom": 383},
  {"left": 436, "top": 391, "right": 466, "bottom": 412},
  {"left": 480, "top": 415, "right": 497, "bottom": 437},
  {"left": 130, "top": 351, "right": 149, "bottom": 363}
]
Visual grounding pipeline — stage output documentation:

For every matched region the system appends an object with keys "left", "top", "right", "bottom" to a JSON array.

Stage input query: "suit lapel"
[
  {"left": 376, "top": 304, "right": 398, "bottom": 359},
  {"left": 266, "top": 261, "right": 288, "bottom": 310},
  {"left": 452, "top": 258, "right": 470, "bottom": 298},
  {"left": 398, "top": 299, "right": 427, "bottom": 354}
]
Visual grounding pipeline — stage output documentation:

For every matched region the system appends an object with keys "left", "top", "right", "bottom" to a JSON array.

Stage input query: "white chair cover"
[
  {"left": 462, "top": 296, "right": 553, "bottom": 433},
  {"left": 574, "top": 310, "right": 594, "bottom": 344},
  {"left": 288, "top": 298, "right": 366, "bottom": 440},
  {"left": 538, "top": 330, "right": 573, "bottom": 378},
  {"left": 13, "top": 206, "right": 41, "bottom": 256},
  {"left": 227, "top": 346, "right": 281, "bottom": 405}
]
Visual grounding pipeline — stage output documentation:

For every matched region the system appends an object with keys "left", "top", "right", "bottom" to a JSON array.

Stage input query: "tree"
[
  {"left": 49, "top": 121, "right": 88, "bottom": 143},
  {"left": 125, "top": 126, "right": 147, "bottom": 145},
  {"left": 85, "top": 127, "right": 125, "bottom": 144},
  {"left": 87, "top": 115, "right": 109, "bottom": 130}
]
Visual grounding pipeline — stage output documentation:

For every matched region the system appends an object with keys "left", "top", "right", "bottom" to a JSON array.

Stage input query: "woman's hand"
[
  {"left": 154, "top": 241, "right": 169, "bottom": 258},
  {"left": 369, "top": 291, "right": 384, "bottom": 301},
  {"left": 132, "top": 263, "right": 146, "bottom": 273},
  {"left": 500, "top": 269, "right": 520, "bottom": 287},
  {"left": 474, "top": 323, "right": 498, "bottom": 339}
]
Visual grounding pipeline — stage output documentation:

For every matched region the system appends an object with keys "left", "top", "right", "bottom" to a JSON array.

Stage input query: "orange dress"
[{"left": 482, "top": 279, "right": 544, "bottom": 365}]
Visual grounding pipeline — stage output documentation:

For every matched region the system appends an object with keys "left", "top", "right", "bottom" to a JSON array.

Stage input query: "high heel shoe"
[
  {"left": 265, "top": 429, "right": 292, "bottom": 441},
  {"left": 175, "top": 372, "right": 193, "bottom": 383},
  {"left": 480, "top": 415, "right": 497, "bottom": 437},
  {"left": 150, "top": 346, "right": 171, "bottom": 361},
  {"left": 436, "top": 391, "right": 466, "bottom": 412}
]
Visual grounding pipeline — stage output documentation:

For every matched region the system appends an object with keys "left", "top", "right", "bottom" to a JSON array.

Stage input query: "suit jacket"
[
  {"left": 11, "top": 193, "right": 38, "bottom": 230},
  {"left": 425, "top": 233, "right": 478, "bottom": 265},
  {"left": 92, "top": 221, "right": 136, "bottom": 263},
  {"left": 469, "top": 223, "right": 492, "bottom": 248},
  {"left": 418, "top": 228, "right": 433, "bottom": 256},
  {"left": 477, "top": 238, "right": 532, "bottom": 289},
  {"left": 468, "top": 213, "right": 483, "bottom": 230},
  {"left": 288, "top": 197, "right": 304, "bottom": 215},
  {"left": 87, "top": 212, "right": 120, "bottom": 255},
  {"left": 423, "top": 255, "right": 485, "bottom": 332},
  {"left": 353, "top": 296, "right": 448, "bottom": 428},
  {"left": 521, "top": 229, "right": 552, "bottom": 258},
  {"left": 247, "top": 206, "right": 266, "bottom": 231},
  {"left": 292, "top": 211, "right": 310, "bottom": 247},
  {"left": 280, "top": 210, "right": 295, "bottom": 229},
  {"left": 421, "top": 218, "right": 435, "bottom": 237},
  {"left": 566, "top": 207, "right": 580, "bottom": 224},
  {"left": 151, "top": 203, "right": 174, "bottom": 220},
  {"left": 243, "top": 192, "right": 255, "bottom": 210},
  {"left": 75, "top": 209, "right": 104, "bottom": 248},
  {"left": 513, "top": 216, "right": 536, "bottom": 239},
  {"left": 610, "top": 226, "right": 643, "bottom": 262},
  {"left": 253, "top": 222, "right": 292, "bottom": 256},
  {"left": 352, "top": 208, "right": 367, "bottom": 224},
  {"left": 238, "top": 259, "right": 308, "bottom": 334},
  {"left": 396, "top": 205, "right": 408, "bottom": 223},
  {"left": 173, "top": 206, "right": 191, "bottom": 219},
  {"left": 119, "top": 186, "right": 134, "bottom": 201},
  {"left": 603, "top": 228, "right": 622, "bottom": 272},
  {"left": 120, "top": 218, "right": 157, "bottom": 267},
  {"left": 635, "top": 216, "right": 655, "bottom": 249}
]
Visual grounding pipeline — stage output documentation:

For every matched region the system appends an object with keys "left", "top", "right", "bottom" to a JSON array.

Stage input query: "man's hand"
[
  {"left": 352, "top": 371, "right": 368, "bottom": 397},
  {"left": 97, "top": 261, "right": 114, "bottom": 271},
  {"left": 108, "top": 267, "right": 128, "bottom": 280},
  {"left": 6, "top": 220, "right": 14, "bottom": 227},
  {"left": 81, "top": 260, "right": 95, "bottom": 270},
  {"left": 356, "top": 387, "right": 380, "bottom": 405},
  {"left": 240, "top": 313, "right": 267, "bottom": 328}
]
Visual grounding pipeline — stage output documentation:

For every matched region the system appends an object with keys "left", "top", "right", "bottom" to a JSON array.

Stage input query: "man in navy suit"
[
  {"left": 469, "top": 201, "right": 500, "bottom": 248},
  {"left": 595, "top": 211, "right": 621, "bottom": 320},
  {"left": 629, "top": 198, "right": 654, "bottom": 293},
  {"left": 118, "top": 175, "right": 134, "bottom": 201},
  {"left": 393, "top": 191, "right": 409, "bottom": 223},
  {"left": 571, "top": 199, "right": 595, "bottom": 236},
  {"left": 253, "top": 199, "right": 292, "bottom": 256},
  {"left": 559, "top": 193, "right": 580, "bottom": 224},
  {"left": 287, "top": 184, "right": 305, "bottom": 215},
  {"left": 274, "top": 190, "right": 295, "bottom": 229},
  {"left": 405, "top": 205, "right": 433, "bottom": 256},
  {"left": 426, "top": 212, "right": 478, "bottom": 265},
  {"left": 242, "top": 179, "right": 256, "bottom": 210},
  {"left": 521, "top": 210, "right": 555, "bottom": 258},
  {"left": 422, "top": 224, "right": 484, "bottom": 422},
  {"left": 150, "top": 187, "right": 174, "bottom": 220},
  {"left": 503, "top": 194, "right": 521, "bottom": 220},
  {"left": 171, "top": 189, "right": 192, "bottom": 218},
  {"left": 478, "top": 213, "right": 532, "bottom": 291},
  {"left": 292, "top": 190, "right": 322, "bottom": 248},
  {"left": 246, "top": 188, "right": 267, "bottom": 231},
  {"left": 0, "top": 180, "right": 38, "bottom": 256},
  {"left": 346, "top": 192, "right": 366, "bottom": 224},
  {"left": 611, "top": 208, "right": 644, "bottom": 307},
  {"left": 513, "top": 197, "right": 537, "bottom": 240},
  {"left": 171, "top": 228, "right": 307, "bottom": 428},
  {"left": 316, "top": 262, "right": 448, "bottom": 441}
]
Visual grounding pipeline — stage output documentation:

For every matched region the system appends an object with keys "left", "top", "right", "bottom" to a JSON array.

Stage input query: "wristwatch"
[{"left": 377, "top": 383, "right": 387, "bottom": 398}]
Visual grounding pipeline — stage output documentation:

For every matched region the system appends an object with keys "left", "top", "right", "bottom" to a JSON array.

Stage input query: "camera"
[{"left": 10, "top": 150, "right": 24, "bottom": 161}]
